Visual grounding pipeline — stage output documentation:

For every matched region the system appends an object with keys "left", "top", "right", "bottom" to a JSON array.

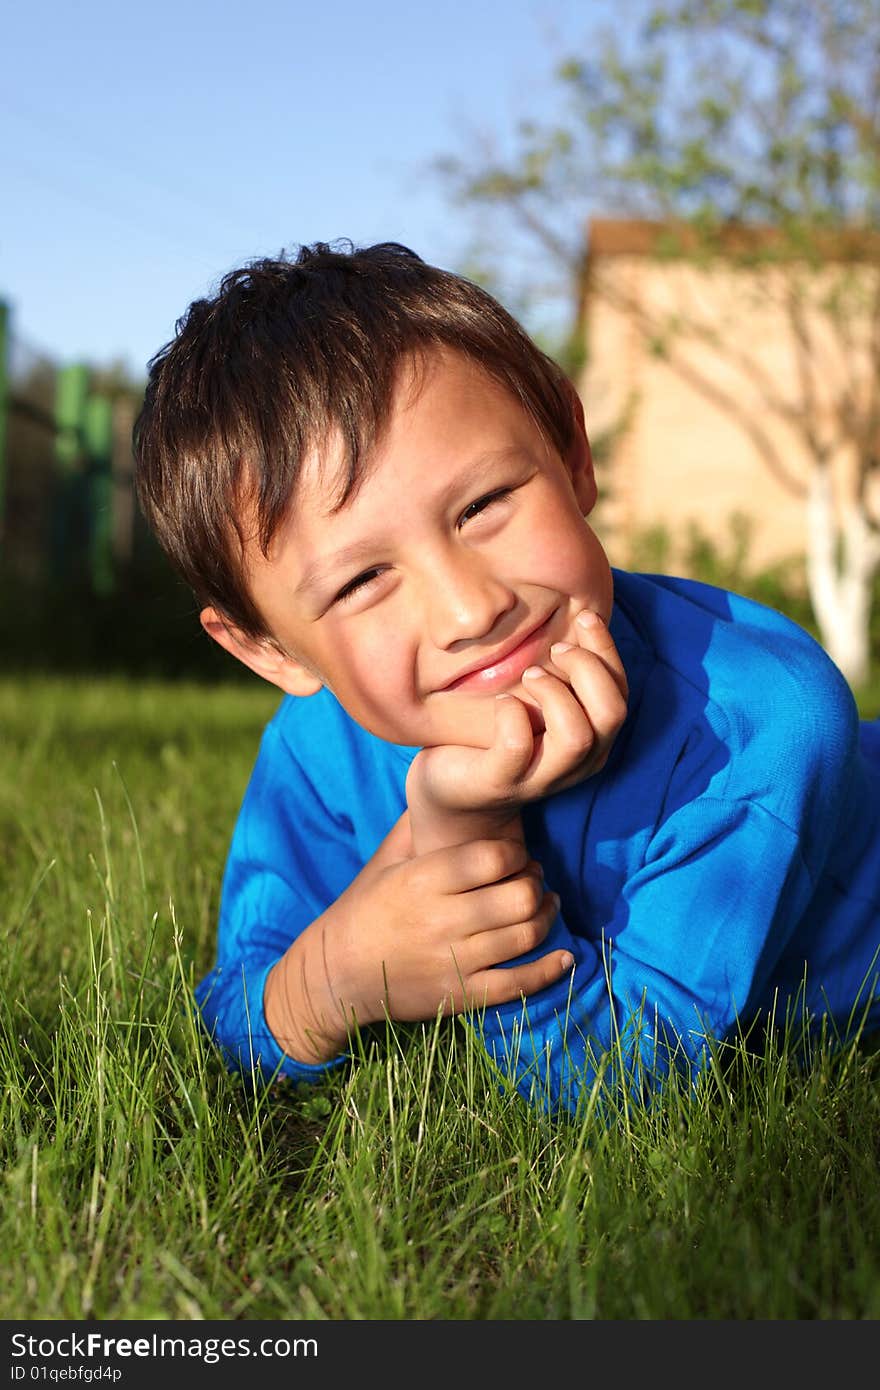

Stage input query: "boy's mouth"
[{"left": 438, "top": 610, "right": 558, "bottom": 694}]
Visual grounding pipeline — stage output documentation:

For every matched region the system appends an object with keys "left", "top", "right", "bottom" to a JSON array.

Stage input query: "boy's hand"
[
  {"left": 407, "top": 609, "right": 627, "bottom": 842},
  {"left": 264, "top": 830, "right": 571, "bottom": 1064}
]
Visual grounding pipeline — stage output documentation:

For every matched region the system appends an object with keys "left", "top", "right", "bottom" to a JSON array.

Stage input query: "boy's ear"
[
  {"left": 199, "top": 608, "right": 323, "bottom": 696},
  {"left": 563, "top": 379, "right": 598, "bottom": 516}
]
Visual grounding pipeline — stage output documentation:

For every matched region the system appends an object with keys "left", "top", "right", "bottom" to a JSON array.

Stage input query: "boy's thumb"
[{"left": 492, "top": 694, "right": 535, "bottom": 784}]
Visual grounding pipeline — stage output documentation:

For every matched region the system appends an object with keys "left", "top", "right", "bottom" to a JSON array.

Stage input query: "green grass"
[{"left": 2, "top": 675, "right": 879, "bottom": 1321}]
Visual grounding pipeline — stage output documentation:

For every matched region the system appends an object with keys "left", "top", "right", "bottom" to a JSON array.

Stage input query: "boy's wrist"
[
  {"left": 264, "top": 923, "right": 357, "bottom": 1065},
  {"left": 405, "top": 748, "right": 523, "bottom": 852},
  {"left": 408, "top": 793, "right": 522, "bottom": 854}
]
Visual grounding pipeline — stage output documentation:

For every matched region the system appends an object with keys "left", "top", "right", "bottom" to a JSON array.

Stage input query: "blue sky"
[{"left": 2, "top": 0, "right": 609, "bottom": 379}]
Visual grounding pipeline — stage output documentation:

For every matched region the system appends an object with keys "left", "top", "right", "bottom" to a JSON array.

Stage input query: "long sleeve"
[
  {"left": 478, "top": 794, "right": 814, "bottom": 1116},
  {"left": 194, "top": 708, "right": 368, "bottom": 1084}
]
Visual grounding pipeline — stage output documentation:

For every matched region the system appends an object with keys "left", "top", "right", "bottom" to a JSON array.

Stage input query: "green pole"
[
  {"left": 52, "top": 363, "right": 89, "bottom": 583},
  {"left": 84, "top": 392, "right": 114, "bottom": 595},
  {"left": 55, "top": 363, "right": 89, "bottom": 473},
  {"left": 0, "top": 301, "right": 8, "bottom": 550}
]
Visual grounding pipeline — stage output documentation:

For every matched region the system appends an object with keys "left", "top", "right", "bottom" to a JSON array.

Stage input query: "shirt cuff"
[{"left": 194, "top": 957, "right": 350, "bottom": 1085}]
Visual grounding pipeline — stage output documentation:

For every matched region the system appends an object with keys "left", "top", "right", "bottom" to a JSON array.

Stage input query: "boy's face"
[{"left": 206, "top": 347, "right": 614, "bottom": 750}]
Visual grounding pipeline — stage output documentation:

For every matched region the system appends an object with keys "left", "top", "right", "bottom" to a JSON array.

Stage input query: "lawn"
[{"left": 2, "top": 674, "right": 879, "bottom": 1320}]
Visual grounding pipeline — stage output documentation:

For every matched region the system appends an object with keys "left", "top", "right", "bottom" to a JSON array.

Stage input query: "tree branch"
[{"left": 590, "top": 269, "right": 808, "bottom": 497}]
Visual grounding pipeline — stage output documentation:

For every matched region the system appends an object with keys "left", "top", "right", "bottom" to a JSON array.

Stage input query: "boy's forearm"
[{"left": 263, "top": 808, "right": 413, "bottom": 1065}]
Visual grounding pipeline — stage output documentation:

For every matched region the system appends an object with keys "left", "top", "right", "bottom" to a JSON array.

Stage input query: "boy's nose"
[{"left": 423, "top": 551, "right": 515, "bottom": 649}]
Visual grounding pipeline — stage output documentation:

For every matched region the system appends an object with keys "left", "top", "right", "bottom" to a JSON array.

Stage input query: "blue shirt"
[{"left": 194, "top": 570, "right": 880, "bottom": 1113}]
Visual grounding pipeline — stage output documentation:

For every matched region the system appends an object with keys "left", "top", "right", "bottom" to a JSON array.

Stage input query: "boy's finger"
[
  {"left": 435, "top": 835, "right": 534, "bottom": 893},
  {"left": 485, "top": 691, "right": 538, "bottom": 787},
  {"left": 520, "top": 665, "right": 596, "bottom": 781},
  {"left": 480, "top": 887, "right": 560, "bottom": 961},
  {"left": 464, "top": 945, "right": 574, "bottom": 1011},
  {"left": 547, "top": 644, "right": 628, "bottom": 746},
  {"left": 461, "top": 869, "right": 549, "bottom": 937},
  {"left": 574, "top": 610, "right": 629, "bottom": 700}
]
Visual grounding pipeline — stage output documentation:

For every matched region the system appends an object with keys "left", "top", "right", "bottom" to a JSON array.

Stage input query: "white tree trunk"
[{"left": 806, "top": 465, "right": 880, "bottom": 688}]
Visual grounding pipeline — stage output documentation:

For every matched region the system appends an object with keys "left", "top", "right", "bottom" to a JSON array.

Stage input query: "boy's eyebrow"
[
  {"left": 296, "top": 446, "right": 530, "bottom": 598},
  {"left": 295, "top": 540, "right": 384, "bottom": 598}
]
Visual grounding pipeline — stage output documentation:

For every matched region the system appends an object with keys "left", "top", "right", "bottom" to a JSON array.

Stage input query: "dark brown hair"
[{"left": 134, "top": 240, "right": 576, "bottom": 639}]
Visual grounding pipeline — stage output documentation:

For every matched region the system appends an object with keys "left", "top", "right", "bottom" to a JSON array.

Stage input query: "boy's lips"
[{"left": 438, "top": 610, "right": 558, "bottom": 694}]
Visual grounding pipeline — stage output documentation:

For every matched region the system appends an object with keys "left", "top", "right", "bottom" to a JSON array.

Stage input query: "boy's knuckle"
[
  {"left": 527, "top": 876, "right": 545, "bottom": 911},
  {"left": 610, "top": 690, "right": 628, "bottom": 724},
  {"left": 406, "top": 862, "right": 427, "bottom": 896},
  {"left": 519, "top": 917, "right": 548, "bottom": 955},
  {"left": 562, "top": 728, "right": 594, "bottom": 760},
  {"left": 411, "top": 861, "right": 441, "bottom": 901},
  {"left": 510, "top": 880, "right": 540, "bottom": 921},
  {"left": 478, "top": 839, "right": 514, "bottom": 881}
]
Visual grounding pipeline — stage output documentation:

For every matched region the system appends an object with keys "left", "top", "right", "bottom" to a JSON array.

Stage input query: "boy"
[{"left": 134, "top": 240, "right": 880, "bottom": 1115}]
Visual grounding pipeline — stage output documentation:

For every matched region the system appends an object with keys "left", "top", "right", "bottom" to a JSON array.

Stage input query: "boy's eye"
[
  {"left": 458, "top": 488, "right": 511, "bottom": 527},
  {"left": 334, "top": 568, "right": 384, "bottom": 605}
]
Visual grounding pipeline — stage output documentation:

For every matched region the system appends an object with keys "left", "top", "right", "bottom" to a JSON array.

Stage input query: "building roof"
[
  {"left": 585, "top": 216, "right": 880, "bottom": 261},
  {"left": 576, "top": 216, "right": 880, "bottom": 333}
]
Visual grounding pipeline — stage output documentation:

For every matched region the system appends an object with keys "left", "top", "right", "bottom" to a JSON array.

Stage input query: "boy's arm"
[
  {"left": 196, "top": 728, "right": 573, "bottom": 1080},
  {"left": 198, "top": 616, "right": 626, "bottom": 1088},
  {"left": 257, "top": 615, "right": 626, "bottom": 1072},
  {"left": 400, "top": 613, "right": 817, "bottom": 1117},
  {"left": 263, "top": 818, "right": 571, "bottom": 1066},
  {"left": 262, "top": 807, "right": 412, "bottom": 1064}
]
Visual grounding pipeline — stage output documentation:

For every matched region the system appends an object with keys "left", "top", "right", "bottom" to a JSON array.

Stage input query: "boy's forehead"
[
  {"left": 299, "top": 347, "right": 495, "bottom": 515},
  {"left": 257, "top": 345, "right": 545, "bottom": 565}
]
